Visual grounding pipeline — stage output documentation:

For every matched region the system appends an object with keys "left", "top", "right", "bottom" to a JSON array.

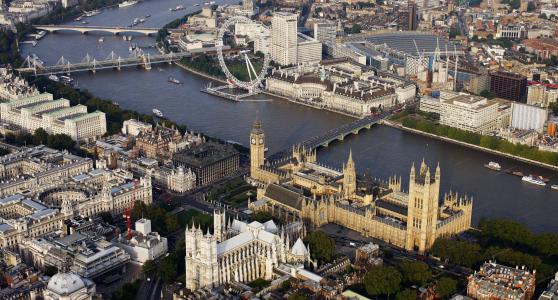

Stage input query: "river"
[{"left": 21, "top": 0, "right": 558, "bottom": 233}]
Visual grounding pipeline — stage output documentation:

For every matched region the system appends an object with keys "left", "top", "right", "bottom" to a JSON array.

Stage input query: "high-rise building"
[
  {"left": 271, "top": 12, "right": 298, "bottom": 66},
  {"left": 397, "top": 1, "right": 417, "bottom": 31},
  {"left": 489, "top": 71, "right": 527, "bottom": 101},
  {"left": 313, "top": 21, "right": 337, "bottom": 42}
]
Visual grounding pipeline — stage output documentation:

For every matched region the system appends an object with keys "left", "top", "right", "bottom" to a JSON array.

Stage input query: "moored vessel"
[
  {"left": 168, "top": 77, "right": 181, "bottom": 84},
  {"left": 484, "top": 161, "right": 501, "bottom": 171},
  {"left": 153, "top": 108, "right": 164, "bottom": 118},
  {"left": 119, "top": 0, "right": 138, "bottom": 8},
  {"left": 552, "top": 184, "right": 558, "bottom": 191},
  {"left": 521, "top": 175, "right": 546, "bottom": 186}
]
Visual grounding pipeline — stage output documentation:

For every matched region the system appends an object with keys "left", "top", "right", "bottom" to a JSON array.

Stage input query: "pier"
[{"left": 201, "top": 84, "right": 261, "bottom": 101}]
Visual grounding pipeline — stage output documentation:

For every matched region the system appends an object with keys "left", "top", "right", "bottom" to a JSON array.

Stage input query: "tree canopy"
[
  {"left": 363, "top": 266, "right": 402, "bottom": 297},
  {"left": 396, "top": 288, "right": 417, "bottom": 300},
  {"left": 435, "top": 277, "right": 457, "bottom": 299},
  {"left": 304, "top": 231, "right": 336, "bottom": 265},
  {"left": 399, "top": 261, "right": 432, "bottom": 286}
]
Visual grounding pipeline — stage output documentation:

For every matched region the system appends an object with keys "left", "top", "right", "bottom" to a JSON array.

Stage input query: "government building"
[
  {"left": 247, "top": 119, "right": 473, "bottom": 254},
  {"left": 0, "top": 146, "right": 153, "bottom": 249},
  {"left": 0, "top": 92, "right": 107, "bottom": 141}
]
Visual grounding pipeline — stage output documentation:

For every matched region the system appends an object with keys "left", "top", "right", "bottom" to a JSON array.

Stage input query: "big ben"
[{"left": 250, "top": 118, "right": 265, "bottom": 176}]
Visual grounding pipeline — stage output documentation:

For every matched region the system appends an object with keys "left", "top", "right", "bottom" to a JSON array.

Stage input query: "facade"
[
  {"left": 313, "top": 21, "right": 337, "bottom": 42},
  {"left": 265, "top": 60, "right": 414, "bottom": 118},
  {"left": 121, "top": 119, "right": 153, "bottom": 136},
  {"left": 527, "top": 84, "right": 558, "bottom": 108},
  {"left": 398, "top": 0, "right": 417, "bottom": 31},
  {"left": 173, "top": 142, "right": 240, "bottom": 186},
  {"left": 495, "top": 23, "right": 526, "bottom": 39},
  {"left": 132, "top": 125, "right": 201, "bottom": 160},
  {"left": 489, "top": 71, "right": 527, "bottom": 101},
  {"left": 510, "top": 102, "right": 548, "bottom": 133},
  {"left": 420, "top": 92, "right": 511, "bottom": 134},
  {"left": 0, "top": 93, "right": 107, "bottom": 141},
  {"left": 297, "top": 33, "right": 322, "bottom": 64},
  {"left": 248, "top": 120, "right": 473, "bottom": 254},
  {"left": 271, "top": 12, "right": 298, "bottom": 66},
  {"left": 467, "top": 74, "right": 490, "bottom": 95},
  {"left": 468, "top": 262, "right": 536, "bottom": 300},
  {"left": 0, "top": 68, "right": 39, "bottom": 101},
  {"left": 185, "top": 210, "right": 309, "bottom": 290},
  {"left": 539, "top": 272, "right": 558, "bottom": 300}
]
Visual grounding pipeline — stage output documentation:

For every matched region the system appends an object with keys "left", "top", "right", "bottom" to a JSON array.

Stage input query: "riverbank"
[{"left": 383, "top": 119, "right": 558, "bottom": 172}]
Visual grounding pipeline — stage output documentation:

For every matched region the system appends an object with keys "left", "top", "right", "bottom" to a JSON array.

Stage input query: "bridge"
[
  {"left": 16, "top": 51, "right": 191, "bottom": 75},
  {"left": 268, "top": 111, "right": 391, "bottom": 161},
  {"left": 34, "top": 25, "right": 159, "bottom": 36}
]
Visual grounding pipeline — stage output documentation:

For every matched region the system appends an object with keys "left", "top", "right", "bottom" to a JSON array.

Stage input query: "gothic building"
[
  {"left": 248, "top": 119, "right": 473, "bottom": 254},
  {"left": 185, "top": 210, "right": 309, "bottom": 291}
]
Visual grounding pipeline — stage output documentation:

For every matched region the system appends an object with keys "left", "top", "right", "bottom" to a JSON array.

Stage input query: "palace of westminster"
[
  {"left": 184, "top": 119, "right": 474, "bottom": 292},
  {"left": 247, "top": 118, "right": 473, "bottom": 254}
]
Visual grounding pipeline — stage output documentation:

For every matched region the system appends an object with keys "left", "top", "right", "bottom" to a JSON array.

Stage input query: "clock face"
[
  {"left": 251, "top": 138, "right": 256, "bottom": 144},
  {"left": 259, "top": 138, "right": 263, "bottom": 144}
]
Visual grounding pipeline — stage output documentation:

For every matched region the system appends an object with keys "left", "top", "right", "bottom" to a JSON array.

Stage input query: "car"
[
  {"left": 147, "top": 277, "right": 151, "bottom": 282},
  {"left": 438, "top": 264, "right": 445, "bottom": 269}
]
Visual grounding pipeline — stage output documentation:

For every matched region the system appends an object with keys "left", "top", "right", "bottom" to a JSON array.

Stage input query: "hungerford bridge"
[
  {"left": 34, "top": 25, "right": 159, "bottom": 36},
  {"left": 268, "top": 110, "right": 392, "bottom": 162},
  {"left": 17, "top": 51, "right": 191, "bottom": 75}
]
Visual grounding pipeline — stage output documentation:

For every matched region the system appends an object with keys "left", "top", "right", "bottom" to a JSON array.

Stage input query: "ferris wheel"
[{"left": 216, "top": 16, "right": 270, "bottom": 92}]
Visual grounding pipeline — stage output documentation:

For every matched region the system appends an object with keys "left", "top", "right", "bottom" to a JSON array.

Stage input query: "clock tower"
[{"left": 250, "top": 118, "right": 265, "bottom": 177}]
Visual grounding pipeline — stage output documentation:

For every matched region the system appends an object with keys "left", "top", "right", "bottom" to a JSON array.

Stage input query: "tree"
[
  {"left": 98, "top": 211, "right": 114, "bottom": 224},
  {"left": 396, "top": 289, "right": 417, "bottom": 300},
  {"left": 431, "top": 238, "right": 482, "bottom": 267},
  {"left": 399, "top": 261, "right": 432, "bottom": 286},
  {"left": 435, "top": 277, "right": 457, "bottom": 299},
  {"left": 304, "top": 231, "right": 336, "bottom": 265},
  {"left": 350, "top": 24, "right": 362, "bottom": 34},
  {"left": 364, "top": 266, "right": 402, "bottom": 297},
  {"left": 142, "top": 259, "right": 157, "bottom": 276},
  {"left": 32, "top": 128, "right": 49, "bottom": 145},
  {"left": 158, "top": 254, "right": 178, "bottom": 282}
]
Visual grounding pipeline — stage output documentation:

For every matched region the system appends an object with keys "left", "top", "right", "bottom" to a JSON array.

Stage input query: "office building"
[
  {"left": 468, "top": 262, "right": 536, "bottom": 300},
  {"left": 116, "top": 219, "right": 168, "bottom": 264},
  {"left": 297, "top": 33, "right": 322, "bottom": 64},
  {"left": 271, "top": 12, "right": 298, "bottom": 66},
  {"left": 527, "top": 84, "right": 558, "bottom": 108},
  {"left": 539, "top": 272, "right": 558, "bottom": 300},
  {"left": 489, "top": 71, "right": 527, "bottom": 101},
  {"left": 398, "top": 1, "right": 417, "bottom": 31},
  {"left": 313, "top": 21, "right": 337, "bottom": 42}
]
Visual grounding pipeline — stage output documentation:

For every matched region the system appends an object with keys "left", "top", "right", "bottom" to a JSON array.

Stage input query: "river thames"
[{"left": 22, "top": 0, "right": 558, "bottom": 232}]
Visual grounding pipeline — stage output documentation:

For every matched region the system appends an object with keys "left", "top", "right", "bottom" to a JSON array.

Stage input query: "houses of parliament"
[{"left": 248, "top": 119, "right": 473, "bottom": 254}]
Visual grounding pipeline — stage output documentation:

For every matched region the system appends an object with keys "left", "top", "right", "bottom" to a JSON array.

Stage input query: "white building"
[
  {"left": 495, "top": 23, "right": 526, "bottom": 39},
  {"left": 313, "top": 21, "right": 337, "bottom": 42},
  {"left": 297, "top": 33, "right": 322, "bottom": 65},
  {"left": 122, "top": 119, "right": 153, "bottom": 136},
  {"left": 420, "top": 92, "right": 510, "bottom": 134},
  {"left": 116, "top": 219, "right": 168, "bottom": 264},
  {"left": 185, "top": 210, "right": 310, "bottom": 291},
  {"left": 271, "top": 12, "right": 298, "bottom": 66},
  {"left": 43, "top": 271, "right": 96, "bottom": 300},
  {"left": 329, "top": 42, "right": 367, "bottom": 65},
  {"left": 510, "top": 102, "right": 548, "bottom": 133},
  {"left": 0, "top": 93, "right": 107, "bottom": 141}
]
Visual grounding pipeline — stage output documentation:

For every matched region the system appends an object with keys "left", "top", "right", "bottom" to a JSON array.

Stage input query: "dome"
[
  {"left": 291, "top": 238, "right": 308, "bottom": 257},
  {"left": 47, "top": 272, "right": 86, "bottom": 296}
]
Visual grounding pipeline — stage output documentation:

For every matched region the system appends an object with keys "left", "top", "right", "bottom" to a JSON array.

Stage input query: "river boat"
[
  {"left": 122, "top": 35, "right": 127, "bottom": 40},
  {"left": 168, "top": 77, "right": 181, "bottom": 84},
  {"left": 75, "top": 16, "right": 83, "bottom": 21},
  {"left": 84, "top": 10, "right": 101, "bottom": 17},
  {"left": 139, "top": 18, "right": 146, "bottom": 23},
  {"left": 153, "top": 108, "right": 164, "bottom": 118},
  {"left": 81, "top": 21, "right": 89, "bottom": 24},
  {"left": 112, "top": 101, "right": 120, "bottom": 106},
  {"left": 522, "top": 175, "right": 546, "bottom": 186},
  {"left": 35, "top": 31, "right": 47, "bottom": 40},
  {"left": 194, "top": 3, "right": 200, "bottom": 6},
  {"left": 119, "top": 0, "right": 138, "bottom": 8},
  {"left": 60, "top": 76, "right": 74, "bottom": 86},
  {"left": 98, "top": 37, "right": 104, "bottom": 43},
  {"left": 552, "top": 185, "right": 558, "bottom": 191},
  {"left": 484, "top": 161, "right": 501, "bottom": 171},
  {"left": 204, "top": 2, "right": 209, "bottom": 5},
  {"left": 145, "top": 14, "right": 151, "bottom": 18},
  {"left": 506, "top": 170, "right": 524, "bottom": 177},
  {"left": 48, "top": 75, "right": 59, "bottom": 82},
  {"left": 209, "top": 1, "right": 215, "bottom": 4},
  {"left": 127, "top": 35, "right": 133, "bottom": 41}
]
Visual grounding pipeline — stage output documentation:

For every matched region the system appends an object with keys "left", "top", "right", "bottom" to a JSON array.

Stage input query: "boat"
[
  {"left": 209, "top": 1, "right": 215, "bottom": 4},
  {"left": 127, "top": 35, "right": 133, "bottom": 41},
  {"left": 81, "top": 21, "right": 89, "bottom": 24},
  {"left": 194, "top": 3, "right": 200, "bottom": 6},
  {"left": 75, "top": 16, "right": 83, "bottom": 21},
  {"left": 168, "top": 77, "right": 181, "bottom": 84},
  {"left": 84, "top": 10, "right": 101, "bottom": 17},
  {"left": 122, "top": 35, "right": 127, "bottom": 41},
  {"left": 204, "top": 2, "right": 209, "bottom": 5},
  {"left": 48, "top": 75, "right": 59, "bottom": 82},
  {"left": 112, "top": 101, "right": 120, "bottom": 106},
  {"left": 139, "top": 18, "right": 146, "bottom": 23},
  {"left": 35, "top": 31, "right": 46, "bottom": 40},
  {"left": 118, "top": 0, "right": 138, "bottom": 8},
  {"left": 60, "top": 75, "right": 74, "bottom": 86},
  {"left": 145, "top": 14, "right": 151, "bottom": 18},
  {"left": 552, "top": 185, "right": 558, "bottom": 191},
  {"left": 484, "top": 161, "right": 501, "bottom": 171},
  {"left": 521, "top": 175, "right": 546, "bottom": 186},
  {"left": 152, "top": 108, "right": 164, "bottom": 118},
  {"left": 176, "top": 5, "right": 184, "bottom": 10},
  {"left": 508, "top": 171, "right": 524, "bottom": 177},
  {"left": 98, "top": 37, "right": 104, "bottom": 43}
]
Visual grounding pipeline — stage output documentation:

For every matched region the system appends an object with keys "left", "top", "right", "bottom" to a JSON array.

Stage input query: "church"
[
  {"left": 248, "top": 118, "right": 473, "bottom": 254},
  {"left": 184, "top": 210, "right": 311, "bottom": 291}
]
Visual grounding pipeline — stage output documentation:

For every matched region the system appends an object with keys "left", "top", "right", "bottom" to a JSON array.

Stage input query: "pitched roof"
[{"left": 264, "top": 184, "right": 302, "bottom": 210}]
